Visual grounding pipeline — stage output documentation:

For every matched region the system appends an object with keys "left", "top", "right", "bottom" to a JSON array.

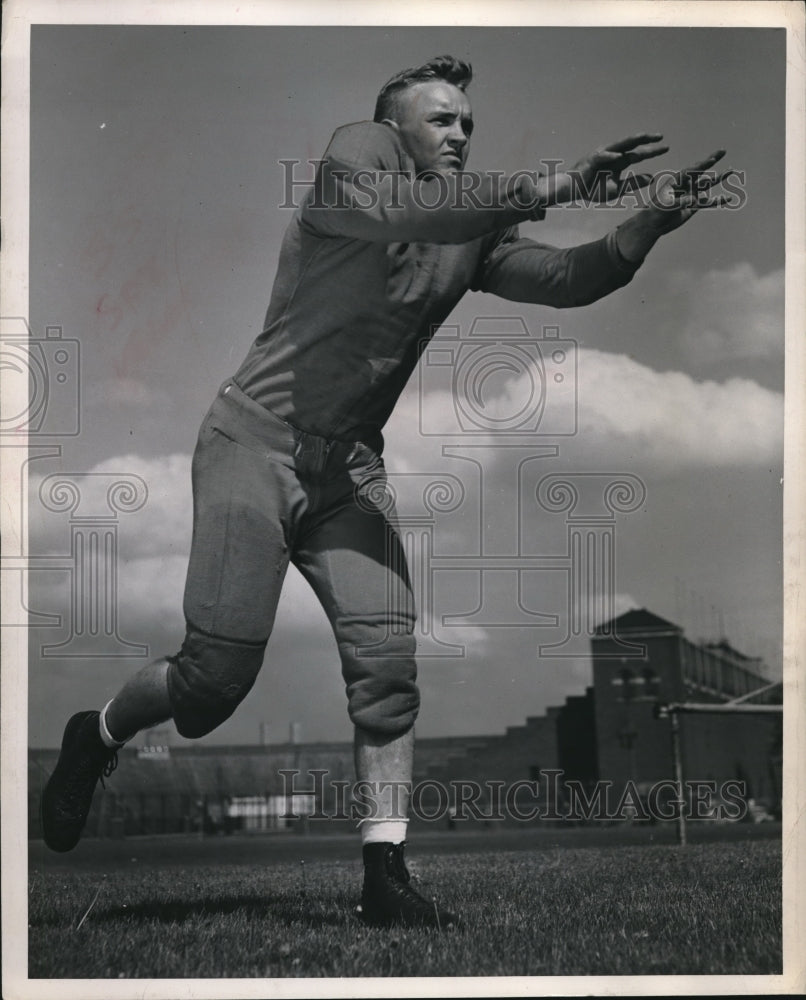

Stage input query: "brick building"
[{"left": 591, "top": 609, "right": 781, "bottom": 813}]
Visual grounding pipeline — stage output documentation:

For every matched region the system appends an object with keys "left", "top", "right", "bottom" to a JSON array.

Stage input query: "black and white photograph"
[{"left": 2, "top": 1, "right": 804, "bottom": 996}]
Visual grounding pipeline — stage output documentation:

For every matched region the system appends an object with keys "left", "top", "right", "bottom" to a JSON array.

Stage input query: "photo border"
[{"left": 2, "top": 2, "right": 803, "bottom": 997}]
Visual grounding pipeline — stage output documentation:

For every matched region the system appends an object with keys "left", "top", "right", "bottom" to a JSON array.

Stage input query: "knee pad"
[
  {"left": 167, "top": 626, "right": 266, "bottom": 739},
  {"left": 337, "top": 618, "right": 420, "bottom": 739}
]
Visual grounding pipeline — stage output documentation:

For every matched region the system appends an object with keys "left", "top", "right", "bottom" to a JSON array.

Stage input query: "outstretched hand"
[
  {"left": 614, "top": 149, "right": 735, "bottom": 263},
  {"left": 559, "top": 133, "right": 670, "bottom": 204},
  {"left": 641, "top": 149, "right": 733, "bottom": 233}
]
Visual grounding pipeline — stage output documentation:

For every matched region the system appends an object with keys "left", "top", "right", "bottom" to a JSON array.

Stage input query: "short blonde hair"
[{"left": 373, "top": 55, "right": 473, "bottom": 123}]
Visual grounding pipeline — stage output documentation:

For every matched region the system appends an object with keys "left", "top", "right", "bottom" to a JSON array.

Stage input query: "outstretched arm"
[
  {"left": 614, "top": 150, "right": 731, "bottom": 261},
  {"left": 475, "top": 151, "right": 733, "bottom": 308},
  {"left": 472, "top": 229, "right": 640, "bottom": 308}
]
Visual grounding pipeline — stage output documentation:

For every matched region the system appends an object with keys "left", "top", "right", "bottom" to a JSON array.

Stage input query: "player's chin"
[
  {"left": 435, "top": 154, "right": 464, "bottom": 174},
  {"left": 419, "top": 153, "right": 465, "bottom": 177}
]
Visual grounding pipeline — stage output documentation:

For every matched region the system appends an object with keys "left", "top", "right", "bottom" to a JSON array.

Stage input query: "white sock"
[
  {"left": 360, "top": 819, "right": 408, "bottom": 845},
  {"left": 99, "top": 700, "right": 127, "bottom": 748}
]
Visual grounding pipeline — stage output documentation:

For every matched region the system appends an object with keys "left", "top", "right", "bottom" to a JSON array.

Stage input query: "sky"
[{"left": 20, "top": 23, "right": 786, "bottom": 748}]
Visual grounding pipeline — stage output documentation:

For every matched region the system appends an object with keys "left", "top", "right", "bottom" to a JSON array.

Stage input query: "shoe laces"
[
  {"left": 387, "top": 843, "right": 411, "bottom": 884},
  {"left": 64, "top": 746, "right": 118, "bottom": 803}
]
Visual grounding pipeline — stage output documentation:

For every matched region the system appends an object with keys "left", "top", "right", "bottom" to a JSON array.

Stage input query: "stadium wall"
[{"left": 28, "top": 609, "right": 782, "bottom": 838}]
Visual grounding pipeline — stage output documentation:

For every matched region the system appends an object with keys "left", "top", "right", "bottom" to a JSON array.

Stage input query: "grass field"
[{"left": 28, "top": 827, "right": 781, "bottom": 978}]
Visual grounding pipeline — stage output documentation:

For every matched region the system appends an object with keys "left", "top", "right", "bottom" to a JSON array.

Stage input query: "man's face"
[{"left": 388, "top": 80, "right": 473, "bottom": 175}]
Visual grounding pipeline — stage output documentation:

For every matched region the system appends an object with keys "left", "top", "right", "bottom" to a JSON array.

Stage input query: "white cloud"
[
  {"left": 27, "top": 453, "right": 191, "bottom": 557},
  {"left": 574, "top": 349, "right": 783, "bottom": 466},
  {"left": 25, "top": 454, "right": 193, "bottom": 649},
  {"left": 609, "top": 592, "right": 641, "bottom": 622},
  {"left": 388, "top": 347, "right": 782, "bottom": 474},
  {"left": 117, "top": 554, "right": 188, "bottom": 625},
  {"left": 80, "top": 452, "right": 192, "bottom": 559},
  {"left": 666, "top": 263, "right": 784, "bottom": 365}
]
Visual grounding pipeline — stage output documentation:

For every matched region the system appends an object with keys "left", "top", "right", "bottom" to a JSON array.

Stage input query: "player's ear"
[{"left": 381, "top": 118, "right": 400, "bottom": 133}]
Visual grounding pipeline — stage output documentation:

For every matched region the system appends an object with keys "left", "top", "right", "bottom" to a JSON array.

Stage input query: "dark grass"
[{"left": 28, "top": 832, "right": 781, "bottom": 978}]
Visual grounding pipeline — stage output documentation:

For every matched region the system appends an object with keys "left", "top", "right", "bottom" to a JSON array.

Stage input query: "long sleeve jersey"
[{"left": 234, "top": 121, "right": 641, "bottom": 443}]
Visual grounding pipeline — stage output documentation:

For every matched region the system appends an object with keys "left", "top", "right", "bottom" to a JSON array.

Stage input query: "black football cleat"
[
  {"left": 359, "top": 841, "right": 462, "bottom": 930},
  {"left": 41, "top": 711, "right": 119, "bottom": 852}
]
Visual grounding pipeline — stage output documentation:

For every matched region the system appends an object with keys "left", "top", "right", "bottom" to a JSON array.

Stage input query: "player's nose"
[{"left": 447, "top": 121, "right": 468, "bottom": 148}]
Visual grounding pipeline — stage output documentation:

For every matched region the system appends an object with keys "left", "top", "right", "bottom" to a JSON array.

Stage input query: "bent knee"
[
  {"left": 167, "top": 626, "right": 266, "bottom": 739},
  {"left": 348, "top": 682, "right": 420, "bottom": 738},
  {"left": 337, "top": 620, "right": 420, "bottom": 739}
]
